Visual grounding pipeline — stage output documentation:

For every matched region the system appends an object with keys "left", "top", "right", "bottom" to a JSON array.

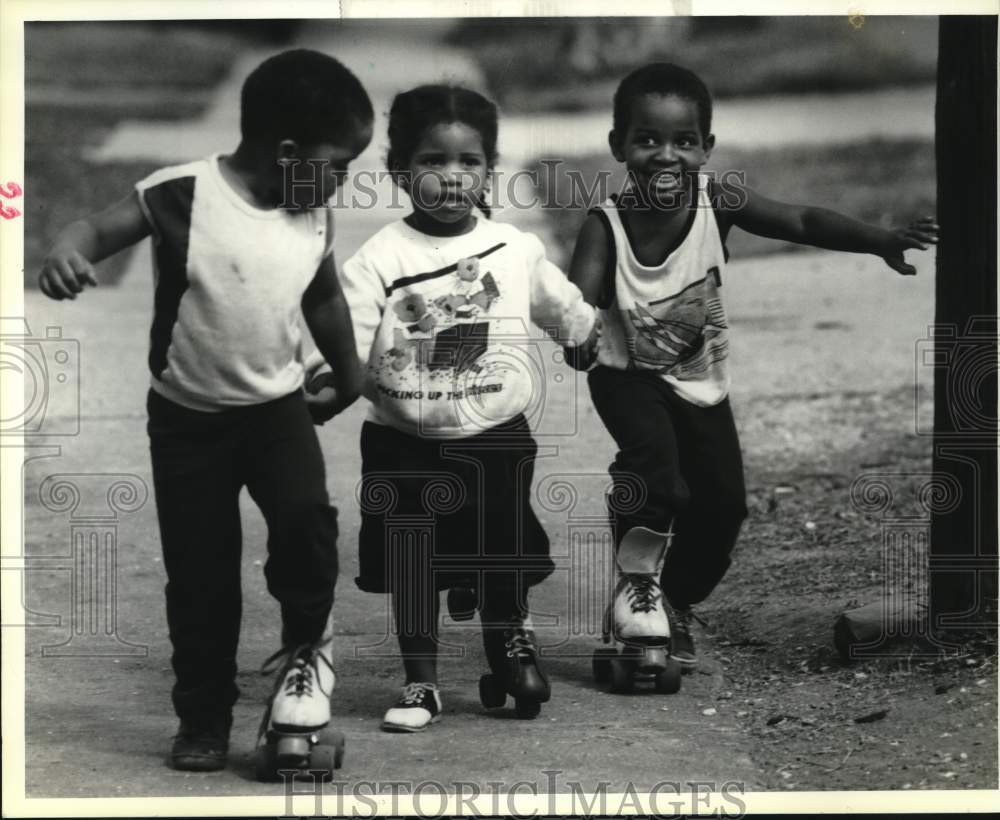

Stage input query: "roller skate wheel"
[
  {"left": 479, "top": 673, "right": 507, "bottom": 708},
  {"left": 514, "top": 697, "right": 542, "bottom": 719},
  {"left": 309, "top": 745, "right": 341, "bottom": 778},
  {"left": 637, "top": 646, "right": 668, "bottom": 675},
  {"left": 447, "top": 587, "right": 478, "bottom": 621},
  {"left": 592, "top": 648, "right": 617, "bottom": 683},
  {"left": 254, "top": 742, "right": 278, "bottom": 782},
  {"left": 654, "top": 659, "right": 682, "bottom": 694},
  {"left": 316, "top": 729, "right": 346, "bottom": 768},
  {"left": 275, "top": 735, "right": 312, "bottom": 768},
  {"left": 609, "top": 657, "right": 635, "bottom": 694},
  {"left": 316, "top": 728, "right": 345, "bottom": 746}
]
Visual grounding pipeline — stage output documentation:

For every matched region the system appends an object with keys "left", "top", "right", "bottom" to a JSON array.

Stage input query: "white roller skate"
[
  {"left": 255, "top": 636, "right": 344, "bottom": 781},
  {"left": 593, "top": 526, "right": 682, "bottom": 694}
]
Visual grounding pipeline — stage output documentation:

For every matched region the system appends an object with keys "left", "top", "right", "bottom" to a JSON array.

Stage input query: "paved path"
[{"left": 18, "top": 21, "right": 939, "bottom": 805}]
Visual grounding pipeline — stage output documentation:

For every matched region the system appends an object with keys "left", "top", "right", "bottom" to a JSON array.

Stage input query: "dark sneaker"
[
  {"left": 170, "top": 715, "right": 231, "bottom": 771},
  {"left": 381, "top": 683, "right": 442, "bottom": 733},
  {"left": 671, "top": 608, "right": 699, "bottom": 670}
]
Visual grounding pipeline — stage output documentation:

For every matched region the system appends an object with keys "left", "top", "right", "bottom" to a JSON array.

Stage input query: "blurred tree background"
[{"left": 448, "top": 16, "right": 938, "bottom": 112}]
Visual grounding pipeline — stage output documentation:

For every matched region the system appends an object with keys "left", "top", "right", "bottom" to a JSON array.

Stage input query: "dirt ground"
[
  {"left": 12, "top": 18, "right": 996, "bottom": 808},
  {"left": 704, "top": 384, "right": 997, "bottom": 791},
  {"left": 16, "top": 243, "right": 997, "bottom": 806}
]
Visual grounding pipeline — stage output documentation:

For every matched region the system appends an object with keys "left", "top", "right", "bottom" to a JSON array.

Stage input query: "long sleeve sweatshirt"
[{"left": 339, "top": 217, "right": 596, "bottom": 438}]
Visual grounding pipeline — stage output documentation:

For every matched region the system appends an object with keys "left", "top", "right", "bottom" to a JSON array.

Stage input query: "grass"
[
  {"left": 448, "top": 16, "right": 938, "bottom": 113},
  {"left": 531, "top": 138, "right": 936, "bottom": 268},
  {"left": 24, "top": 22, "right": 298, "bottom": 288}
]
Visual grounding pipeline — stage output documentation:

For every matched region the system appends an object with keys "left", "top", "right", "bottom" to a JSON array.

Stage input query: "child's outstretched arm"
[
  {"left": 301, "top": 254, "right": 363, "bottom": 423},
  {"left": 38, "top": 192, "right": 150, "bottom": 299},
  {"left": 728, "top": 187, "right": 938, "bottom": 275}
]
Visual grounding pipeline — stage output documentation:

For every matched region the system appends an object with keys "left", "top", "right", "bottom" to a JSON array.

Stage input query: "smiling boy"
[{"left": 570, "top": 62, "right": 938, "bottom": 674}]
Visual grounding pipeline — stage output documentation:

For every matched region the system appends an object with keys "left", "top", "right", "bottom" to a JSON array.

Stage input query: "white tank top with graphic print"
[{"left": 595, "top": 180, "right": 730, "bottom": 407}]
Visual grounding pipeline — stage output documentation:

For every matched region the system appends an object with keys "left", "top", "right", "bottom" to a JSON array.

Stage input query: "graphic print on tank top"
[
  {"left": 374, "top": 246, "right": 505, "bottom": 384},
  {"left": 627, "top": 268, "right": 729, "bottom": 378}
]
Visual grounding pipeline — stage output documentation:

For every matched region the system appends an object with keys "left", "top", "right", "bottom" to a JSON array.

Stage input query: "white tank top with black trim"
[{"left": 594, "top": 179, "right": 730, "bottom": 407}]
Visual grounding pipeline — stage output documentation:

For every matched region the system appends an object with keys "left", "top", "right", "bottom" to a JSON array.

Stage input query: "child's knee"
[
  {"left": 271, "top": 501, "right": 339, "bottom": 546},
  {"left": 612, "top": 452, "right": 687, "bottom": 512},
  {"left": 717, "top": 490, "right": 748, "bottom": 530}
]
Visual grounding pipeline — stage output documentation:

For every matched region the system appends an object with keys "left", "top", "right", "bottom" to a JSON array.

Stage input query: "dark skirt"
[{"left": 355, "top": 414, "right": 553, "bottom": 596}]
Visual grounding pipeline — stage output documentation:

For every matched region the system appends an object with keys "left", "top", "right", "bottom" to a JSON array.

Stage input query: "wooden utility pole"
[
  {"left": 834, "top": 16, "right": 997, "bottom": 660},
  {"left": 930, "top": 15, "right": 998, "bottom": 636}
]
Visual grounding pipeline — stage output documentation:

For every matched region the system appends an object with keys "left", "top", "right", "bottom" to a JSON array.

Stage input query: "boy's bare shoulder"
[{"left": 135, "top": 157, "right": 211, "bottom": 191}]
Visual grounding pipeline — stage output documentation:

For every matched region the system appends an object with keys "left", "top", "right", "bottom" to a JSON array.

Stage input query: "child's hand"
[
  {"left": 304, "top": 365, "right": 345, "bottom": 425},
  {"left": 305, "top": 383, "right": 346, "bottom": 425},
  {"left": 38, "top": 247, "right": 98, "bottom": 300},
  {"left": 564, "top": 316, "right": 602, "bottom": 371},
  {"left": 881, "top": 216, "right": 939, "bottom": 276}
]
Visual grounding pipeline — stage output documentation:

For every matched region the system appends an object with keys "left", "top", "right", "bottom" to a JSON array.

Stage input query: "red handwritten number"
[{"left": 0, "top": 181, "right": 22, "bottom": 219}]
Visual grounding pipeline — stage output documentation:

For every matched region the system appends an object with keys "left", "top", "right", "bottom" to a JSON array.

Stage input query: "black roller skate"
[
  {"left": 479, "top": 615, "right": 550, "bottom": 719},
  {"left": 254, "top": 638, "right": 344, "bottom": 781},
  {"left": 592, "top": 526, "right": 682, "bottom": 695},
  {"left": 446, "top": 583, "right": 479, "bottom": 622}
]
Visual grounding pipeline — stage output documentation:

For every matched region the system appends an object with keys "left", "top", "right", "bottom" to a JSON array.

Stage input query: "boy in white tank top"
[{"left": 569, "top": 63, "right": 938, "bottom": 671}]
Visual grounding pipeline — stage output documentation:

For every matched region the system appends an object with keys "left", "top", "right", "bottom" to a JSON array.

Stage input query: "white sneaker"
[
  {"left": 267, "top": 641, "right": 336, "bottom": 733},
  {"left": 381, "top": 683, "right": 442, "bottom": 733},
  {"left": 612, "top": 526, "right": 671, "bottom": 642}
]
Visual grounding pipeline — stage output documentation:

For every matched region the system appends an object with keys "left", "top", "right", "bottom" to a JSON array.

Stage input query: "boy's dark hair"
[
  {"left": 241, "top": 49, "right": 373, "bottom": 146},
  {"left": 612, "top": 63, "right": 713, "bottom": 138},
  {"left": 387, "top": 85, "right": 499, "bottom": 216}
]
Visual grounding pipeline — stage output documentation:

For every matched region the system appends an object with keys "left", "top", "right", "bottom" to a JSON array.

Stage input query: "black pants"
[
  {"left": 588, "top": 367, "right": 747, "bottom": 609},
  {"left": 147, "top": 389, "right": 339, "bottom": 721},
  {"left": 356, "top": 416, "right": 553, "bottom": 600}
]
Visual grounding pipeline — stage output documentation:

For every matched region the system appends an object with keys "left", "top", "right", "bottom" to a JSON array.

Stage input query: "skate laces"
[
  {"left": 261, "top": 644, "right": 336, "bottom": 698},
  {"left": 625, "top": 573, "right": 661, "bottom": 613},
  {"left": 504, "top": 626, "right": 537, "bottom": 659},
  {"left": 673, "top": 608, "right": 706, "bottom": 634},
  {"left": 399, "top": 682, "right": 437, "bottom": 706}
]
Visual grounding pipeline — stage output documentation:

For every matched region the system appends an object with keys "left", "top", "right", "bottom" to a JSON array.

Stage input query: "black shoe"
[
  {"left": 483, "top": 619, "right": 551, "bottom": 703},
  {"left": 381, "top": 683, "right": 442, "bottom": 732},
  {"left": 170, "top": 715, "right": 231, "bottom": 771},
  {"left": 671, "top": 608, "right": 701, "bottom": 670}
]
